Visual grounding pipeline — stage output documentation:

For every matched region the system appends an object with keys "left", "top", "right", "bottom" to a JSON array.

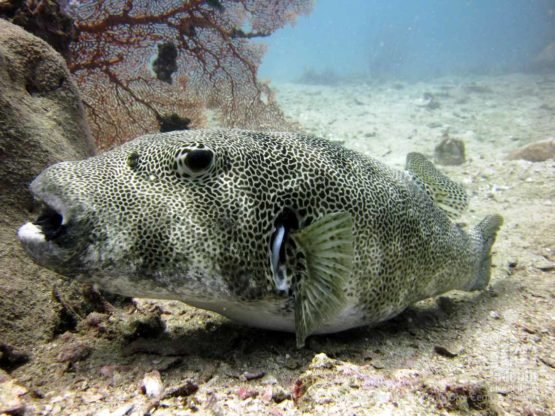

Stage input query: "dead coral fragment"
[{"left": 423, "top": 381, "right": 498, "bottom": 413}]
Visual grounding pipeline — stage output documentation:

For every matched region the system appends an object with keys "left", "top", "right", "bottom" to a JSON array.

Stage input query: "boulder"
[{"left": 0, "top": 20, "right": 95, "bottom": 350}]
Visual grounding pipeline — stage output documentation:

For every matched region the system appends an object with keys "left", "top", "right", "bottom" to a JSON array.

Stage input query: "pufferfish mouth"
[
  {"left": 18, "top": 199, "right": 68, "bottom": 244},
  {"left": 33, "top": 204, "right": 66, "bottom": 240}
]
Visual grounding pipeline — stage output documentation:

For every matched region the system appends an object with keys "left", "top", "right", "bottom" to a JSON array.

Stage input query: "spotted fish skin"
[{"left": 18, "top": 129, "right": 502, "bottom": 342}]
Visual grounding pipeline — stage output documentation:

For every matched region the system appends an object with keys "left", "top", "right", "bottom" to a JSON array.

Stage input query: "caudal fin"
[{"left": 466, "top": 214, "right": 504, "bottom": 291}]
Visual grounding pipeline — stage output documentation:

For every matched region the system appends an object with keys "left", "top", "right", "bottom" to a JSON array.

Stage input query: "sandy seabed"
[{"left": 9, "top": 73, "right": 555, "bottom": 415}]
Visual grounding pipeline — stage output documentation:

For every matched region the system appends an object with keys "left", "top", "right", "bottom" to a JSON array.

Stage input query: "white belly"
[{"left": 184, "top": 298, "right": 370, "bottom": 334}]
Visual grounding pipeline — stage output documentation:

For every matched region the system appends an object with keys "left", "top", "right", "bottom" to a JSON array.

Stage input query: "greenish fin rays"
[
  {"left": 466, "top": 214, "right": 504, "bottom": 291},
  {"left": 405, "top": 152, "right": 468, "bottom": 219},
  {"left": 291, "top": 212, "right": 354, "bottom": 348}
]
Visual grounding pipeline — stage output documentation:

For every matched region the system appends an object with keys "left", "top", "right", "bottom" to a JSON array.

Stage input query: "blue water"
[{"left": 259, "top": 0, "right": 555, "bottom": 82}]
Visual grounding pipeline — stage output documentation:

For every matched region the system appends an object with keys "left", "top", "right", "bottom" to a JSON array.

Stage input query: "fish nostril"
[{"left": 34, "top": 206, "right": 65, "bottom": 241}]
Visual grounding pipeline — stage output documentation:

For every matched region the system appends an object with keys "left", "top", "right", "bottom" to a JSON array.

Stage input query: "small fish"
[{"left": 18, "top": 129, "right": 502, "bottom": 347}]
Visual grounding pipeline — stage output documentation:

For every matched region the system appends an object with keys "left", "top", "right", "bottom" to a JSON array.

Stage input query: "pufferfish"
[{"left": 17, "top": 129, "right": 503, "bottom": 347}]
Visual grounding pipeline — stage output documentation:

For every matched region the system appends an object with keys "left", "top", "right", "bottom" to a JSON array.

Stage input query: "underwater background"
[
  {"left": 0, "top": 0, "right": 554, "bottom": 414},
  {"left": 261, "top": 0, "right": 555, "bottom": 81}
]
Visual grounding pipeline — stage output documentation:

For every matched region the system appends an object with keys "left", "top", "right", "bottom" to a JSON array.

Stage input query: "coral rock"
[
  {"left": 507, "top": 138, "right": 555, "bottom": 162},
  {"left": 434, "top": 136, "right": 466, "bottom": 166},
  {"left": 0, "top": 20, "right": 95, "bottom": 349}
]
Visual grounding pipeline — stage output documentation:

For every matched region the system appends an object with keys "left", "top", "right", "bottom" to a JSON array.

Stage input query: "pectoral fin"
[{"left": 292, "top": 212, "right": 353, "bottom": 348}]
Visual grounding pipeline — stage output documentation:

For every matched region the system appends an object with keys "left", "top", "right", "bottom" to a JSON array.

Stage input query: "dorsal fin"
[
  {"left": 291, "top": 212, "right": 353, "bottom": 348},
  {"left": 405, "top": 152, "right": 468, "bottom": 219}
]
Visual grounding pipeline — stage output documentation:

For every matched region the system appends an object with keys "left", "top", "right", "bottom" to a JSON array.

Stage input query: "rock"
[
  {"left": 539, "top": 355, "right": 555, "bottom": 369},
  {"left": 423, "top": 381, "right": 498, "bottom": 413},
  {"left": 0, "top": 20, "right": 95, "bottom": 349},
  {"left": 370, "top": 359, "right": 386, "bottom": 370},
  {"left": 122, "top": 313, "right": 166, "bottom": 342},
  {"left": 141, "top": 370, "right": 164, "bottom": 398},
  {"left": 237, "top": 386, "right": 259, "bottom": 400},
  {"left": 507, "top": 138, "right": 555, "bottom": 162},
  {"left": 436, "top": 296, "right": 456, "bottom": 314},
  {"left": 308, "top": 352, "right": 336, "bottom": 370},
  {"left": 532, "top": 258, "right": 555, "bottom": 272},
  {"left": 0, "top": 344, "right": 29, "bottom": 372},
  {"left": 261, "top": 385, "right": 273, "bottom": 401},
  {"left": 292, "top": 378, "right": 306, "bottom": 403},
  {"left": 433, "top": 344, "right": 463, "bottom": 358},
  {"left": 271, "top": 385, "right": 291, "bottom": 403},
  {"left": 240, "top": 370, "right": 266, "bottom": 381},
  {"left": 163, "top": 380, "right": 199, "bottom": 398},
  {"left": 283, "top": 354, "right": 301, "bottom": 370},
  {"left": 434, "top": 134, "right": 466, "bottom": 165},
  {"left": 489, "top": 311, "right": 501, "bottom": 320},
  {"left": 0, "top": 0, "right": 77, "bottom": 59},
  {"left": 83, "top": 312, "right": 110, "bottom": 329},
  {"left": 97, "top": 403, "right": 135, "bottom": 416},
  {"left": 0, "top": 377, "right": 28, "bottom": 415},
  {"left": 55, "top": 341, "right": 92, "bottom": 364}
]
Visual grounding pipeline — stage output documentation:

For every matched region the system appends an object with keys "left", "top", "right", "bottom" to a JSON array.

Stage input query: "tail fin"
[{"left": 466, "top": 214, "right": 504, "bottom": 291}]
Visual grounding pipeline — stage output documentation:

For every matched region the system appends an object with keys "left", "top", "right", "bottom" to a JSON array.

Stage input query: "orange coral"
[{"left": 64, "top": 0, "right": 312, "bottom": 149}]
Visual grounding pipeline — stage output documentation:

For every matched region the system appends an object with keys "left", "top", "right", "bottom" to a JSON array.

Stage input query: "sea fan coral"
[{"left": 64, "top": 0, "right": 312, "bottom": 148}]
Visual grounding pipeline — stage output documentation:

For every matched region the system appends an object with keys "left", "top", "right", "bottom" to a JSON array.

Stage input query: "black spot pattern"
[{"left": 31, "top": 129, "right": 488, "bottom": 330}]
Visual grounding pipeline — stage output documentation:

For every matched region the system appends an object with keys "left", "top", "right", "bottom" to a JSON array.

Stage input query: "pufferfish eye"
[{"left": 174, "top": 146, "right": 215, "bottom": 178}]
